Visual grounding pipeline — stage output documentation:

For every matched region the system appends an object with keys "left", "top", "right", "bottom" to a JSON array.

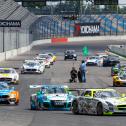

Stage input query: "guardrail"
[{"left": 108, "top": 44, "right": 126, "bottom": 57}]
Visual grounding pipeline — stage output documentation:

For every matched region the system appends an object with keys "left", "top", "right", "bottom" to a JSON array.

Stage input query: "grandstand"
[{"left": 0, "top": 0, "right": 126, "bottom": 52}]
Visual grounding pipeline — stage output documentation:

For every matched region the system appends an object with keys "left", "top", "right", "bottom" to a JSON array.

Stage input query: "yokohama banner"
[{"left": 74, "top": 23, "right": 100, "bottom": 36}]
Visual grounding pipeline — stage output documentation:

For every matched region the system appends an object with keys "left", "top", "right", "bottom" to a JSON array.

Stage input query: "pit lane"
[{"left": 0, "top": 40, "right": 126, "bottom": 126}]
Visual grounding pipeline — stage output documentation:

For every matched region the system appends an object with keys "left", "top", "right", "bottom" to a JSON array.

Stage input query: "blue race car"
[
  {"left": 0, "top": 82, "right": 20, "bottom": 105},
  {"left": 30, "top": 85, "right": 75, "bottom": 110}
]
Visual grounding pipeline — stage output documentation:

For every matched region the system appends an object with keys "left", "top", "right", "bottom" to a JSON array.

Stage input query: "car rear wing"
[{"left": 29, "top": 85, "right": 43, "bottom": 89}]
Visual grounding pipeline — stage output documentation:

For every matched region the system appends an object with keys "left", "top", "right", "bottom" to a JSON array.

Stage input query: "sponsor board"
[
  {"left": 51, "top": 38, "right": 68, "bottom": 43},
  {"left": 0, "top": 20, "right": 21, "bottom": 27},
  {"left": 74, "top": 23, "right": 100, "bottom": 36}
]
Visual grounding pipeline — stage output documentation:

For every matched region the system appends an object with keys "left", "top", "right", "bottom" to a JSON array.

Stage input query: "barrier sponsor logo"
[
  {"left": 74, "top": 23, "right": 100, "bottom": 36},
  {"left": 0, "top": 20, "right": 21, "bottom": 27},
  {"left": 51, "top": 38, "right": 68, "bottom": 43}
]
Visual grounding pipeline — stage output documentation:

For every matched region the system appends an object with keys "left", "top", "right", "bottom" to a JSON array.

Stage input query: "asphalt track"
[{"left": 0, "top": 40, "right": 126, "bottom": 126}]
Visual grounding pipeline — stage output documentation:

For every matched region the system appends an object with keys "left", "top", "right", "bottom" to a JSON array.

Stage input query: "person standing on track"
[{"left": 80, "top": 60, "right": 87, "bottom": 83}]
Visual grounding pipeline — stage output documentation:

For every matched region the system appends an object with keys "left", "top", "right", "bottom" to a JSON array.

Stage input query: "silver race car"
[
  {"left": 72, "top": 88, "right": 126, "bottom": 115},
  {"left": 21, "top": 60, "right": 45, "bottom": 74}
]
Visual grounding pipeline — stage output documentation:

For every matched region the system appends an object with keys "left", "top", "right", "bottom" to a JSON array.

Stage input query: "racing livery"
[
  {"left": 0, "top": 82, "right": 20, "bottom": 105},
  {"left": 111, "top": 63, "right": 126, "bottom": 76},
  {"left": 86, "top": 56, "right": 99, "bottom": 66},
  {"left": 113, "top": 71, "right": 126, "bottom": 86},
  {"left": 0, "top": 68, "right": 19, "bottom": 84},
  {"left": 30, "top": 85, "right": 75, "bottom": 110},
  {"left": 72, "top": 88, "right": 126, "bottom": 115}
]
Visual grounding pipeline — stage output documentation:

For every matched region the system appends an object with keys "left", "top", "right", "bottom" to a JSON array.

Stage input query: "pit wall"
[{"left": 0, "top": 35, "right": 126, "bottom": 62}]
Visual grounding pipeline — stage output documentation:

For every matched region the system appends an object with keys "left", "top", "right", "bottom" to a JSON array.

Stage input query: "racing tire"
[
  {"left": 97, "top": 103, "right": 103, "bottom": 116},
  {"left": 72, "top": 100, "right": 79, "bottom": 115}
]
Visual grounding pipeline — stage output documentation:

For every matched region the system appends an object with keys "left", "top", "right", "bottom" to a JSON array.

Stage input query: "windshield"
[
  {"left": 0, "top": 83, "right": 9, "bottom": 90},
  {"left": 41, "top": 86, "right": 66, "bottom": 94},
  {"left": 0, "top": 69, "right": 11, "bottom": 74},
  {"left": 26, "top": 62, "right": 38, "bottom": 66},
  {"left": 119, "top": 71, "right": 126, "bottom": 78},
  {"left": 66, "top": 50, "right": 75, "bottom": 54},
  {"left": 89, "top": 57, "right": 98, "bottom": 60},
  {"left": 94, "top": 91, "right": 121, "bottom": 98},
  {"left": 39, "top": 54, "right": 48, "bottom": 58}
]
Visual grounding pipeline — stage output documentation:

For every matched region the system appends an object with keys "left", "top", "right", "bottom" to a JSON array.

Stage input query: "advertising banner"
[
  {"left": 74, "top": 23, "right": 100, "bottom": 36},
  {"left": 0, "top": 20, "right": 21, "bottom": 27}
]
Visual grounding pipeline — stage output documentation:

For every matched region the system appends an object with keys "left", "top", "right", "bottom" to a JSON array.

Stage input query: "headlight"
[
  {"left": 14, "top": 76, "right": 17, "bottom": 79},
  {"left": 42, "top": 96, "right": 48, "bottom": 101},
  {"left": 106, "top": 102, "right": 114, "bottom": 111},
  {"left": 68, "top": 96, "right": 73, "bottom": 101},
  {"left": 73, "top": 54, "right": 76, "bottom": 57},
  {"left": 9, "top": 93, "right": 16, "bottom": 98}
]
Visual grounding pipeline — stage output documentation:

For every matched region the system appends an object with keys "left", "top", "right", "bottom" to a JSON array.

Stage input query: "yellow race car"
[
  {"left": 113, "top": 71, "right": 126, "bottom": 87},
  {"left": 0, "top": 68, "right": 19, "bottom": 84},
  {"left": 47, "top": 53, "right": 56, "bottom": 62}
]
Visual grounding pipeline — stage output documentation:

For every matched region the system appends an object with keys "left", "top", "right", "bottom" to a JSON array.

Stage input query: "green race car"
[{"left": 30, "top": 84, "right": 75, "bottom": 110}]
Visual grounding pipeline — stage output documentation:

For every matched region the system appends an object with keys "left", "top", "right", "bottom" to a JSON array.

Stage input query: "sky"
[{"left": 119, "top": 0, "right": 126, "bottom": 4}]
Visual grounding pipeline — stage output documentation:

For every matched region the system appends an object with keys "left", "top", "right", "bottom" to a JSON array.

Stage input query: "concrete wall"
[
  {"left": 1, "top": 35, "right": 126, "bottom": 62},
  {"left": 108, "top": 45, "right": 126, "bottom": 57},
  {"left": 68, "top": 35, "right": 126, "bottom": 42}
]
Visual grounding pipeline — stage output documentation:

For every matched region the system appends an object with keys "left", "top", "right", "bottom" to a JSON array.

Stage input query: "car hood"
[
  {"left": 46, "top": 93, "right": 68, "bottom": 101},
  {"left": 105, "top": 97, "right": 126, "bottom": 105},
  {"left": 87, "top": 59, "right": 97, "bottom": 62}
]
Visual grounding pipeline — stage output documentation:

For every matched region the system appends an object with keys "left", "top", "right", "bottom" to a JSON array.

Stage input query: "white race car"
[
  {"left": 0, "top": 68, "right": 19, "bottom": 84},
  {"left": 35, "top": 54, "right": 51, "bottom": 68},
  {"left": 21, "top": 60, "right": 45, "bottom": 74},
  {"left": 86, "top": 56, "right": 99, "bottom": 66},
  {"left": 72, "top": 88, "right": 126, "bottom": 115},
  {"left": 96, "top": 53, "right": 108, "bottom": 67}
]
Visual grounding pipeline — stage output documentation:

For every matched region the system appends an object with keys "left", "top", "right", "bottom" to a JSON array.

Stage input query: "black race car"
[
  {"left": 64, "top": 50, "right": 77, "bottom": 60},
  {"left": 103, "top": 55, "right": 120, "bottom": 67}
]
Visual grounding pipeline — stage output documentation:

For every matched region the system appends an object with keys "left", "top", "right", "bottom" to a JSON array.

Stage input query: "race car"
[
  {"left": 64, "top": 50, "right": 77, "bottom": 60},
  {"left": 36, "top": 53, "right": 54, "bottom": 65},
  {"left": 0, "top": 82, "right": 20, "bottom": 105},
  {"left": 95, "top": 53, "right": 108, "bottom": 67},
  {"left": 35, "top": 54, "right": 51, "bottom": 67},
  {"left": 0, "top": 68, "right": 19, "bottom": 84},
  {"left": 103, "top": 55, "right": 120, "bottom": 67},
  {"left": 113, "top": 70, "right": 126, "bottom": 86},
  {"left": 111, "top": 63, "right": 126, "bottom": 76},
  {"left": 45, "top": 52, "right": 56, "bottom": 62},
  {"left": 71, "top": 88, "right": 126, "bottom": 115},
  {"left": 21, "top": 60, "right": 45, "bottom": 74},
  {"left": 30, "top": 85, "right": 75, "bottom": 110},
  {"left": 86, "top": 56, "right": 99, "bottom": 66}
]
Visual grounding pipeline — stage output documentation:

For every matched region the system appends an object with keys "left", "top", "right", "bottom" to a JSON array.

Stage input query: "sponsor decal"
[
  {"left": 0, "top": 20, "right": 21, "bottom": 27},
  {"left": 51, "top": 38, "right": 68, "bottom": 43},
  {"left": 74, "top": 23, "right": 100, "bottom": 36}
]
